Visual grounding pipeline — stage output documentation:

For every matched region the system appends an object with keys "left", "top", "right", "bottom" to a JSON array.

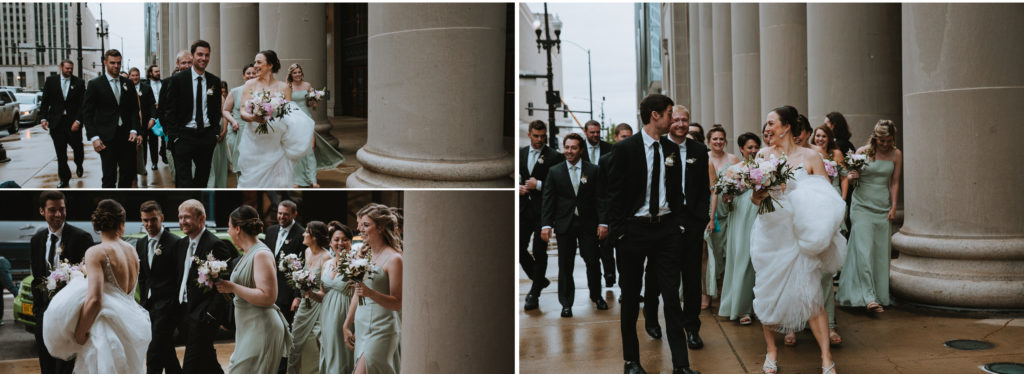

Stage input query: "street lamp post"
[
  {"left": 96, "top": 4, "right": 109, "bottom": 54},
  {"left": 562, "top": 40, "right": 593, "bottom": 122},
  {"left": 533, "top": 3, "right": 562, "bottom": 149},
  {"left": 76, "top": 3, "right": 83, "bottom": 78}
]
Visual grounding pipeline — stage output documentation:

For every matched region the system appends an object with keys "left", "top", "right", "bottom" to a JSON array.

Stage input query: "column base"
[
  {"left": 890, "top": 232, "right": 1024, "bottom": 310},
  {"left": 315, "top": 122, "right": 339, "bottom": 149},
  {"left": 346, "top": 147, "right": 513, "bottom": 188}
]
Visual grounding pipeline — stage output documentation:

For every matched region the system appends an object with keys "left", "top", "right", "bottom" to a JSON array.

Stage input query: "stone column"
[
  {"left": 177, "top": 4, "right": 187, "bottom": 53},
  {"left": 160, "top": 3, "right": 169, "bottom": 73},
  {"left": 687, "top": 4, "right": 701, "bottom": 123},
  {"left": 187, "top": 3, "right": 200, "bottom": 46},
  {"left": 220, "top": 3, "right": 259, "bottom": 88},
  {"left": 731, "top": 3, "right": 761, "bottom": 140},
  {"left": 807, "top": 4, "right": 900, "bottom": 146},
  {"left": 712, "top": 4, "right": 733, "bottom": 152},
  {"left": 260, "top": 3, "right": 329, "bottom": 126},
  {"left": 167, "top": 4, "right": 176, "bottom": 72},
  {"left": 198, "top": 3, "right": 220, "bottom": 78},
  {"left": 664, "top": 4, "right": 690, "bottom": 108},
  {"left": 698, "top": 3, "right": 714, "bottom": 127},
  {"left": 347, "top": 4, "right": 513, "bottom": 188},
  {"left": 758, "top": 4, "right": 806, "bottom": 115},
  {"left": 890, "top": 3, "right": 1024, "bottom": 309},
  {"left": 403, "top": 191, "right": 513, "bottom": 373}
]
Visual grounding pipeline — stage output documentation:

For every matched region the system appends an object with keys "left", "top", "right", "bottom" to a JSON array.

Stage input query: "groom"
[
  {"left": 137, "top": 201, "right": 183, "bottom": 374},
  {"left": 30, "top": 191, "right": 93, "bottom": 374},
  {"left": 162, "top": 40, "right": 223, "bottom": 187},
  {"left": 606, "top": 94, "right": 699, "bottom": 374},
  {"left": 175, "top": 199, "right": 234, "bottom": 373},
  {"left": 80, "top": 49, "right": 142, "bottom": 188}
]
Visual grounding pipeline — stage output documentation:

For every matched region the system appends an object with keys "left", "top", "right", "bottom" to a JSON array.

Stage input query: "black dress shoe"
[
  {"left": 645, "top": 325, "right": 662, "bottom": 339},
  {"left": 673, "top": 367, "right": 700, "bottom": 374},
  {"left": 624, "top": 361, "right": 646, "bottom": 374},
  {"left": 524, "top": 294, "right": 539, "bottom": 311},
  {"left": 56, "top": 181, "right": 69, "bottom": 188},
  {"left": 560, "top": 307, "right": 572, "bottom": 318},
  {"left": 76, "top": 164, "right": 83, "bottom": 177},
  {"left": 686, "top": 330, "right": 704, "bottom": 349},
  {"left": 151, "top": 164, "right": 158, "bottom": 170},
  {"left": 594, "top": 298, "right": 609, "bottom": 310}
]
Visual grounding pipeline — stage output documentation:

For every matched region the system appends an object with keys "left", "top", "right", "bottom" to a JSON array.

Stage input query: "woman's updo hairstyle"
[
  {"left": 708, "top": 124, "right": 727, "bottom": 142},
  {"left": 328, "top": 220, "right": 355, "bottom": 242},
  {"left": 230, "top": 205, "right": 264, "bottom": 237},
  {"left": 258, "top": 50, "right": 281, "bottom": 74},
  {"left": 91, "top": 199, "right": 125, "bottom": 233},
  {"left": 307, "top": 221, "right": 330, "bottom": 249},
  {"left": 771, "top": 105, "right": 801, "bottom": 138}
]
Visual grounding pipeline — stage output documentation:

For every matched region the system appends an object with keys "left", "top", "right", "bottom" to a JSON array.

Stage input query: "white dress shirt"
[
  {"left": 635, "top": 130, "right": 670, "bottom": 218},
  {"left": 186, "top": 67, "right": 210, "bottom": 129},
  {"left": 44, "top": 224, "right": 65, "bottom": 267},
  {"left": 274, "top": 222, "right": 294, "bottom": 257},
  {"left": 527, "top": 146, "right": 545, "bottom": 191},
  {"left": 587, "top": 141, "right": 601, "bottom": 165},
  {"left": 178, "top": 229, "right": 204, "bottom": 303},
  {"left": 146, "top": 228, "right": 163, "bottom": 298},
  {"left": 149, "top": 78, "right": 161, "bottom": 105},
  {"left": 89, "top": 73, "right": 136, "bottom": 142}
]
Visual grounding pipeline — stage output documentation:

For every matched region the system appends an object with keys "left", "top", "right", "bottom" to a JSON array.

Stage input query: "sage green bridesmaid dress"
[
  {"left": 229, "top": 243, "right": 292, "bottom": 374},
  {"left": 288, "top": 265, "right": 323, "bottom": 374},
  {"left": 705, "top": 166, "right": 731, "bottom": 298},
  {"left": 837, "top": 159, "right": 894, "bottom": 307},
  {"left": 227, "top": 85, "right": 247, "bottom": 175},
  {"left": 353, "top": 259, "right": 400, "bottom": 374},
  {"left": 318, "top": 260, "right": 354, "bottom": 374},
  {"left": 717, "top": 189, "right": 757, "bottom": 320},
  {"left": 291, "top": 90, "right": 319, "bottom": 186}
]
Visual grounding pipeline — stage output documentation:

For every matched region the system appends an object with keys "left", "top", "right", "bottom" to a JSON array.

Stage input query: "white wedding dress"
[
  {"left": 750, "top": 167, "right": 847, "bottom": 333},
  {"left": 43, "top": 254, "right": 151, "bottom": 374},
  {"left": 236, "top": 101, "right": 315, "bottom": 188}
]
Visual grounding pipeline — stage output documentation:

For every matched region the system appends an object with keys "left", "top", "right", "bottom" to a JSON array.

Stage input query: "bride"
[
  {"left": 749, "top": 106, "right": 846, "bottom": 374},
  {"left": 43, "top": 200, "right": 151, "bottom": 373},
  {"left": 237, "top": 49, "right": 315, "bottom": 188}
]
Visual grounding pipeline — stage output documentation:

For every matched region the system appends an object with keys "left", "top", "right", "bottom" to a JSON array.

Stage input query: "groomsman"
[
  {"left": 137, "top": 201, "right": 183, "bottom": 374},
  {"left": 266, "top": 200, "right": 305, "bottom": 324},
  {"left": 143, "top": 65, "right": 165, "bottom": 169},
  {"left": 519, "top": 120, "right": 563, "bottom": 311},
  {"left": 644, "top": 105, "right": 712, "bottom": 350},
  {"left": 175, "top": 199, "right": 234, "bottom": 373},
  {"left": 131, "top": 68, "right": 157, "bottom": 172},
  {"left": 30, "top": 191, "right": 93, "bottom": 374},
  {"left": 599, "top": 123, "right": 633, "bottom": 287},
  {"left": 582, "top": 120, "right": 613, "bottom": 165},
  {"left": 80, "top": 49, "right": 142, "bottom": 188},
  {"left": 540, "top": 133, "right": 608, "bottom": 317},
  {"left": 607, "top": 94, "right": 698, "bottom": 374},
  {"left": 38, "top": 60, "right": 85, "bottom": 188},
  {"left": 162, "top": 40, "right": 223, "bottom": 187}
]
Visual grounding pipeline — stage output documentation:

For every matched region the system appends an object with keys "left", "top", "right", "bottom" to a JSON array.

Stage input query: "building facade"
[
  {"left": 0, "top": 3, "right": 104, "bottom": 89},
  {"left": 518, "top": 4, "right": 573, "bottom": 139}
]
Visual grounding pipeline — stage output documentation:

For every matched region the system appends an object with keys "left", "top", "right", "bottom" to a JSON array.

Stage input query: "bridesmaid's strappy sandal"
[
  {"left": 739, "top": 314, "right": 752, "bottom": 325},
  {"left": 762, "top": 356, "right": 778, "bottom": 374},
  {"left": 784, "top": 332, "right": 797, "bottom": 346},
  {"left": 829, "top": 329, "right": 842, "bottom": 345},
  {"left": 822, "top": 362, "right": 836, "bottom": 374},
  {"left": 866, "top": 302, "right": 885, "bottom": 313}
]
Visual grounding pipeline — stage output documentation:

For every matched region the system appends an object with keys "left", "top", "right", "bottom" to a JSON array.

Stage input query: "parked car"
[
  {"left": 0, "top": 89, "right": 20, "bottom": 133},
  {"left": 15, "top": 92, "right": 40, "bottom": 126}
]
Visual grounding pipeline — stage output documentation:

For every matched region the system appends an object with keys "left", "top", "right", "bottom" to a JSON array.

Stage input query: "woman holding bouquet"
[
  {"left": 238, "top": 50, "right": 315, "bottom": 188},
  {"left": 319, "top": 221, "right": 356, "bottom": 374},
  {"left": 837, "top": 120, "right": 902, "bottom": 313},
  {"left": 214, "top": 205, "right": 291, "bottom": 373},
  {"left": 208, "top": 81, "right": 231, "bottom": 188},
  {"left": 750, "top": 106, "right": 847, "bottom": 374},
  {"left": 717, "top": 133, "right": 760, "bottom": 325},
  {"left": 704, "top": 125, "right": 742, "bottom": 309},
  {"left": 43, "top": 200, "right": 150, "bottom": 374},
  {"left": 222, "top": 64, "right": 258, "bottom": 178},
  {"left": 287, "top": 221, "right": 333, "bottom": 374},
  {"left": 287, "top": 64, "right": 345, "bottom": 188},
  {"left": 344, "top": 204, "right": 403, "bottom": 374}
]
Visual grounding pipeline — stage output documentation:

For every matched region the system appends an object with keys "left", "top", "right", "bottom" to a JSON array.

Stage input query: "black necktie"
[
  {"left": 650, "top": 142, "right": 661, "bottom": 217},
  {"left": 195, "top": 76, "right": 204, "bottom": 129},
  {"left": 48, "top": 234, "right": 58, "bottom": 266}
]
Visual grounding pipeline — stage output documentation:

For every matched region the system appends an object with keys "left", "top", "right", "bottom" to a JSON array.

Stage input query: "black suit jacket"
[
  {"left": 80, "top": 74, "right": 142, "bottom": 143},
  {"left": 581, "top": 140, "right": 613, "bottom": 165},
  {"left": 266, "top": 222, "right": 306, "bottom": 307},
  {"left": 136, "top": 228, "right": 182, "bottom": 308},
  {"left": 606, "top": 132, "right": 685, "bottom": 239},
  {"left": 175, "top": 229, "right": 235, "bottom": 324},
  {"left": 161, "top": 69, "right": 222, "bottom": 144},
  {"left": 39, "top": 74, "right": 85, "bottom": 127},
  {"left": 30, "top": 225, "right": 93, "bottom": 317},
  {"left": 136, "top": 81, "right": 156, "bottom": 128},
  {"left": 677, "top": 138, "right": 712, "bottom": 230},
  {"left": 541, "top": 160, "right": 605, "bottom": 234},
  {"left": 519, "top": 145, "right": 564, "bottom": 218}
]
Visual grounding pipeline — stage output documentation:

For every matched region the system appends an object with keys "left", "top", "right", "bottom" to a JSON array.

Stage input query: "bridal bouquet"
[
  {"left": 194, "top": 253, "right": 231, "bottom": 292},
  {"left": 746, "top": 154, "right": 797, "bottom": 214},
  {"left": 713, "top": 162, "right": 753, "bottom": 211},
  {"left": 40, "top": 259, "right": 87, "bottom": 298},
  {"left": 278, "top": 253, "right": 303, "bottom": 273},
  {"left": 823, "top": 159, "right": 839, "bottom": 179},
  {"left": 245, "top": 89, "right": 295, "bottom": 134},
  {"left": 337, "top": 248, "right": 376, "bottom": 305},
  {"left": 844, "top": 151, "right": 869, "bottom": 188},
  {"left": 307, "top": 87, "right": 327, "bottom": 104}
]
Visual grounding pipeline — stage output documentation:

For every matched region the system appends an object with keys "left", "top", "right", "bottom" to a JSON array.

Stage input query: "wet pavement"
[
  {"left": 519, "top": 242, "right": 1024, "bottom": 373},
  {"left": 0, "top": 117, "right": 367, "bottom": 188}
]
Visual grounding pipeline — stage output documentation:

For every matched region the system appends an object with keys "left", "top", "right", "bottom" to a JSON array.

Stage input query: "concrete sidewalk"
[{"left": 519, "top": 248, "right": 1024, "bottom": 373}]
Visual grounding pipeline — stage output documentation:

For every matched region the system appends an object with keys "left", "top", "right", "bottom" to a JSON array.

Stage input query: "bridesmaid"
[
  {"left": 344, "top": 204, "right": 403, "bottom": 374},
  {"left": 810, "top": 124, "right": 847, "bottom": 346},
  {"left": 717, "top": 132, "right": 760, "bottom": 325},
  {"left": 207, "top": 82, "right": 231, "bottom": 188},
  {"left": 704, "top": 125, "right": 740, "bottom": 309},
  {"left": 319, "top": 221, "right": 356, "bottom": 374},
  {"left": 287, "top": 64, "right": 320, "bottom": 187},
  {"left": 824, "top": 111, "right": 856, "bottom": 155},
  {"left": 215, "top": 205, "right": 291, "bottom": 374},
  {"left": 222, "top": 64, "right": 257, "bottom": 179},
  {"left": 288, "top": 221, "right": 333, "bottom": 374},
  {"left": 838, "top": 120, "right": 902, "bottom": 313}
]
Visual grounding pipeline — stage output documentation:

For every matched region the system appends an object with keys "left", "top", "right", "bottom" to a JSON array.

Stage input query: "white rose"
[{"left": 47, "top": 277, "right": 57, "bottom": 290}]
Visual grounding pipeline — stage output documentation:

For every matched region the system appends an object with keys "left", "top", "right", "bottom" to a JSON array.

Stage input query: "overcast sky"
[
  {"left": 526, "top": 3, "right": 638, "bottom": 127},
  {"left": 91, "top": 2, "right": 146, "bottom": 72}
]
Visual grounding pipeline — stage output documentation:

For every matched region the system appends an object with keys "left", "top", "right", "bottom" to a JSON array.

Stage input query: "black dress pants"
[
  {"left": 50, "top": 118, "right": 84, "bottom": 183},
  {"left": 171, "top": 134, "right": 214, "bottom": 188},
  {"left": 556, "top": 220, "right": 602, "bottom": 307},
  {"left": 181, "top": 317, "right": 223, "bottom": 374},
  {"left": 146, "top": 300, "right": 183, "bottom": 374},
  {"left": 98, "top": 124, "right": 137, "bottom": 188},
  {"left": 518, "top": 213, "right": 549, "bottom": 296}
]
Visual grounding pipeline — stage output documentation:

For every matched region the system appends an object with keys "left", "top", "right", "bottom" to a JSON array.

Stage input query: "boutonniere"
[
  {"left": 665, "top": 153, "right": 676, "bottom": 167},
  {"left": 537, "top": 154, "right": 545, "bottom": 164},
  {"left": 57, "top": 242, "right": 64, "bottom": 255},
  {"left": 580, "top": 174, "right": 588, "bottom": 184},
  {"left": 154, "top": 243, "right": 164, "bottom": 256},
  {"left": 122, "top": 83, "right": 128, "bottom": 91},
  {"left": 687, "top": 157, "right": 697, "bottom": 164},
  {"left": 206, "top": 88, "right": 214, "bottom": 96},
  {"left": 284, "top": 238, "right": 290, "bottom": 245},
  {"left": 69, "top": 85, "right": 74, "bottom": 90}
]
